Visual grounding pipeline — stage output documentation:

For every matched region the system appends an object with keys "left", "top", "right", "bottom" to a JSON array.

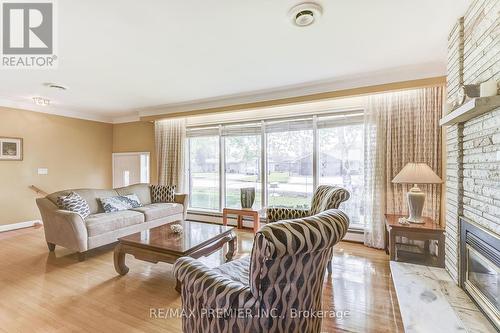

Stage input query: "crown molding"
[
  {"left": 111, "top": 114, "right": 141, "bottom": 124},
  {"left": 0, "top": 98, "right": 114, "bottom": 123}
]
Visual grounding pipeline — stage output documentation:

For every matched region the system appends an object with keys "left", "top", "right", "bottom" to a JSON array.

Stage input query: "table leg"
[
  {"left": 389, "top": 230, "right": 396, "bottom": 261},
  {"left": 114, "top": 244, "right": 129, "bottom": 275},
  {"left": 385, "top": 227, "right": 389, "bottom": 255},
  {"left": 237, "top": 215, "right": 242, "bottom": 229},
  {"left": 424, "top": 240, "right": 430, "bottom": 262},
  {"left": 226, "top": 232, "right": 236, "bottom": 262},
  {"left": 438, "top": 233, "right": 445, "bottom": 268},
  {"left": 253, "top": 213, "right": 260, "bottom": 233},
  {"left": 223, "top": 210, "right": 228, "bottom": 226}
]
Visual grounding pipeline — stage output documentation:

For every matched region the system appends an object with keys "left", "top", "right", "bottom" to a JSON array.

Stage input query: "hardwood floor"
[{"left": 0, "top": 226, "right": 403, "bottom": 333}]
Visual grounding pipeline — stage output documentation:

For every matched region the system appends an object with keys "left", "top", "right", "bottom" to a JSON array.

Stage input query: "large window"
[
  {"left": 266, "top": 119, "right": 313, "bottom": 209},
  {"left": 318, "top": 118, "right": 364, "bottom": 228},
  {"left": 186, "top": 112, "right": 364, "bottom": 230},
  {"left": 225, "top": 134, "right": 262, "bottom": 209},
  {"left": 188, "top": 136, "right": 220, "bottom": 210}
]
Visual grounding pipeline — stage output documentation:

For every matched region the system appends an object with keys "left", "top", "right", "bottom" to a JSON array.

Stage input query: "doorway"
[{"left": 112, "top": 152, "right": 150, "bottom": 188}]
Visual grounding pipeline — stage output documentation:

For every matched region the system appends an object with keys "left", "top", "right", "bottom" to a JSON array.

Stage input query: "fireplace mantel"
[{"left": 440, "top": 95, "right": 500, "bottom": 126}]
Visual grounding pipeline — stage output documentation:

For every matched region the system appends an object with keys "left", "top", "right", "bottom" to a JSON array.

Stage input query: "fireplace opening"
[{"left": 460, "top": 217, "right": 499, "bottom": 331}]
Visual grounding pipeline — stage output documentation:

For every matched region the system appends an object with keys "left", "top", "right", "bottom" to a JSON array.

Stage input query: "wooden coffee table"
[{"left": 113, "top": 220, "right": 236, "bottom": 291}]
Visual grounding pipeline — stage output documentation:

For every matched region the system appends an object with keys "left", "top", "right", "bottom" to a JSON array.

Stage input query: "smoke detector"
[{"left": 289, "top": 3, "right": 322, "bottom": 27}]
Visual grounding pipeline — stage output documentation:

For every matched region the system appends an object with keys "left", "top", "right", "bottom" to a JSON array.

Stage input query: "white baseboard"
[{"left": 0, "top": 220, "right": 42, "bottom": 233}]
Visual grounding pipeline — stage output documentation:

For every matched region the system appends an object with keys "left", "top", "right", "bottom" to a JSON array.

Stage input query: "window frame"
[
  {"left": 186, "top": 134, "right": 221, "bottom": 211},
  {"left": 265, "top": 119, "right": 315, "bottom": 209},
  {"left": 186, "top": 110, "right": 364, "bottom": 216},
  {"left": 316, "top": 120, "right": 365, "bottom": 228},
  {"left": 223, "top": 133, "right": 263, "bottom": 210}
]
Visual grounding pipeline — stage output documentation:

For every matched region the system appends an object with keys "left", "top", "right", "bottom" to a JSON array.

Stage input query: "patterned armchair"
[
  {"left": 266, "top": 185, "right": 350, "bottom": 273},
  {"left": 266, "top": 185, "right": 350, "bottom": 223},
  {"left": 174, "top": 209, "right": 350, "bottom": 333}
]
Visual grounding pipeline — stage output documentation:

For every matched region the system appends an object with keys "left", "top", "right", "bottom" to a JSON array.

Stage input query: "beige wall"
[
  {"left": 0, "top": 107, "right": 113, "bottom": 225},
  {"left": 112, "top": 121, "right": 157, "bottom": 185}
]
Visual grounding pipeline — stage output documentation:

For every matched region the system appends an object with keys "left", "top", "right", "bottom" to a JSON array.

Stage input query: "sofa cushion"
[
  {"left": 212, "top": 256, "right": 250, "bottom": 286},
  {"left": 57, "top": 192, "right": 91, "bottom": 219},
  {"left": 150, "top": 185, "right": 176, "bottom": 203},
  {"left": 85, "top": 210, "right": 145, "bottom": 237},
  {"left": 131, "top": 203, "right": 183, "bottom": 221},
  {"left": 115, "top": 184, "right": 152, "bottom": 205},
  {"left": 99, "top": 194, "right": 142, "bottom": 213},
  {"left": 48, "top": 189, "right": 119, "bottom": 214}
]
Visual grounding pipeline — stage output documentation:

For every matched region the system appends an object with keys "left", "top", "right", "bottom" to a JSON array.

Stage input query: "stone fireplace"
[
  {"left": 444, "top": 0, "right": 500, "bottom": 329},
  {"left": 460, "top": 217, "right": 499, "bottom": 330}
]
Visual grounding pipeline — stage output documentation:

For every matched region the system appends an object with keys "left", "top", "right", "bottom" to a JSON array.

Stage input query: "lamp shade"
[{"left": 392, "top": 163, "right": 442, "bottom": 184}]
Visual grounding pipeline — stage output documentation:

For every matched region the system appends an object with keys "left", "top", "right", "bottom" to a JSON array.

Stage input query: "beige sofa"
[{"left": 36, "top": 184, "right": 188, "bottom": 259}]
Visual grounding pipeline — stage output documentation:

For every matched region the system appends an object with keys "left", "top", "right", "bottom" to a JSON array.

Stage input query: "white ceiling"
[{"left": 0, "top": 0, "right": 470, "bottom": 123}]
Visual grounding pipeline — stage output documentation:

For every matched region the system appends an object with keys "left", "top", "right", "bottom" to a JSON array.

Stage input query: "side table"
[
  {"left": 223, "top": 208, "right": 261, "bottom": 233},
  {"left": 385, "top": 214, "right": 445, "bottom": 268}
]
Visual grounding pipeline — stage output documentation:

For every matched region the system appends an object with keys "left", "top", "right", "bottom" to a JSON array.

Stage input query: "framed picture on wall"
[{"left": 0, "top": 137, "right": 23, "bottom": 161}]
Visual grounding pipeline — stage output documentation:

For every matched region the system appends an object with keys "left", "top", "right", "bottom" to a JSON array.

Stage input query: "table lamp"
[{"left": 392, "top": 163, "right": 442, "bottom": 223}]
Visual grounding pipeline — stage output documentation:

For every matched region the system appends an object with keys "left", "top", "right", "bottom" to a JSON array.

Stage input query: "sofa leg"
[
  {"left": 327, "top": 259, "right": 333, "bottom": 275},
  {"left": 78, "top": 252, "right": 86, "bottom": 262},
  {"left": 47, "top": 242, "right": 56, "bottom": 252}
]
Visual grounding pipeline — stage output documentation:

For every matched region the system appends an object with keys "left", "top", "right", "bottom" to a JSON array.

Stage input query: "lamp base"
[
  {"left": 407, "top": 185, "right": 426, "bottom": 224},
  {"left": 406, "top": 217, "right": 425, "bottom": 224}
]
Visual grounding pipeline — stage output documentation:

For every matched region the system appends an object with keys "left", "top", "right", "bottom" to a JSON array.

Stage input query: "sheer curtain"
[
  {"left": 155, "top": 118, "right": 186, "bottom": 191},
  {"left": 363, "top": 87, "right": 444, "bottom": 248}
]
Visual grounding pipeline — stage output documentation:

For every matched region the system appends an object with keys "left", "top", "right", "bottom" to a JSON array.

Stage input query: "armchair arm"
[
  {"left": 326, "top": 187, "right": 350, "bottom": 209},
  {"left": 36, "top": 198, "right": 88, "bottom": 251},
  {"left": 51, "top": 210, "right": 88, "bottom": 251},
  {"left": 266, "top": 207, "right": 310, "bottom": 223},
  {"left": 174, "top": 193, "right": 188, "bottom": 219},
  {"left": 174, "top": 257, "right": 256, "bottom": 310},
  {"left": 311, "top": 186, "right": 350, "bottom": 212}
]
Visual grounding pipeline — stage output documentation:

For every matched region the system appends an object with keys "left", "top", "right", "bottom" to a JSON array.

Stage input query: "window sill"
[{"left": 187, "top": 208, "right": 221, "bottom": 216}]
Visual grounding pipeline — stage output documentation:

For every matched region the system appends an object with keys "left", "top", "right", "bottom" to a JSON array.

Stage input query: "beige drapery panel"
[
  {"left": 364, "top": 86, "right": 444, "bottom": 248},
  {"left": 155, "top": 118, "right": 186, "bottom": 190}
]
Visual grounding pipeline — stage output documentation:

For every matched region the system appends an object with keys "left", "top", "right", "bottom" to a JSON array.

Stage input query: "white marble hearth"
[{"left": 390, "top": 262, "right": 496, "bottom": 333}]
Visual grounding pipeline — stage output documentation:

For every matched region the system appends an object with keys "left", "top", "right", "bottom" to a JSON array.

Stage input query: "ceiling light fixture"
[
  {"left": 32, "top": 97, "right": 50, "bottom": 106},
  {"left": 288, "top": 3, "right": 322, "bottom": 27}
]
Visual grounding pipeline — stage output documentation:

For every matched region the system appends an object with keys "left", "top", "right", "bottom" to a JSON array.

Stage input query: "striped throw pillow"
[{"left": 57, "top": 192, "right": 91, "bottom": 219}]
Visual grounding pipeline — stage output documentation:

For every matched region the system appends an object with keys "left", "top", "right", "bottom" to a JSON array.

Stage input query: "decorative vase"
[{"left": 240, "top": 187, "right": 255, "bottom": 209}]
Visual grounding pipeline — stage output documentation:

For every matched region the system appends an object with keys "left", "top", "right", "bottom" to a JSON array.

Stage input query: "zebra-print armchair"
[
  {"left": 173, "top": 209, "right": 349, "bottom": 333},
  {"left": 266, "top": 184, "right": 350, "bottom": 274},
  {"left": 266, "top": 185, "right": 350, "bottom": 223}
]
